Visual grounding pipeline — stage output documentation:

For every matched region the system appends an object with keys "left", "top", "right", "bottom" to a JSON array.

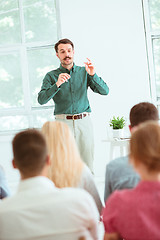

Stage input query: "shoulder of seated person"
[
  {"left": 107, "top": 156, "right": 128, "bottom": 168},
  {"left": 61, "top": 187, "right": 94, "bottom": 200}
]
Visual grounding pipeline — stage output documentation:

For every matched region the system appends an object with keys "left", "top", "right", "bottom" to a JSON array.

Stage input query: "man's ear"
[
  {"left": 12, "top": 159, "right": 17, "bottom": 169},
  {"left": 46, "top": 155, "right": 51, "bottom": 166},
  {"left": 130, "top": 125, "right": 138, "bottom": 134},
  {"left": 56, "top": 52, "right": 59, "bottom": 59},
  {"left": 129, "top": 125, "right": 132, "bottom": 132}
]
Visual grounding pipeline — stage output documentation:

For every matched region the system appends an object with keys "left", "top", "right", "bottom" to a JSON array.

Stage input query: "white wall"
[
  {"left": 0, "top": 0, "right": 151, "bottom": 192},
  {"left": 59, "top": 0, "right": 151, "bottom": 176}
]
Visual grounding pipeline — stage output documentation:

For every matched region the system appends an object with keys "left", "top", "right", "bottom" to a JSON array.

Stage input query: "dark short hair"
[
  {"left": 12, "top": 129, "right": 48, "bottom": 177},
  {"left": 130, "top": 102, "right": 159, "bottom": 127},
  {"left": 54, "top": 38, "right": 74, "bottom": 52}
]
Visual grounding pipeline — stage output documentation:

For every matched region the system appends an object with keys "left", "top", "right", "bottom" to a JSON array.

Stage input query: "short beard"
[{"left": 62, "top": 59, "right": 73, "bottom": 67}]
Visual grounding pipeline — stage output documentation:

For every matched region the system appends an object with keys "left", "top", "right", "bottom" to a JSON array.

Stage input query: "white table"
[{"left": 102, "top": 138, "right": 130, "bottom": 162}]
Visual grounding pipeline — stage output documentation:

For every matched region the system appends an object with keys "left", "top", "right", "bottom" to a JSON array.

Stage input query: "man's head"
[
  {"left": 12, "top": 129, "right": 49, "bottom": 179},
  {"left": 129, "top": 102, "right": 159, "bottom": 129},
  {"left": 54, "top": 38, "right": 74, "bottom": 68}
]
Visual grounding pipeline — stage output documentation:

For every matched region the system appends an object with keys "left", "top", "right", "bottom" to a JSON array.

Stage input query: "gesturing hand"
[
  {"left": 56, "top": 73, "right": 71, "bottom": 88},
  {"left": 84, "top": 58, "right": 95, "bottom": 76}
]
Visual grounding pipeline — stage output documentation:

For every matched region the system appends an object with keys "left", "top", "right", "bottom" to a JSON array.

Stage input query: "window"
[
  {"left": 0, "top": 0, "right": 60, "bottom": 133},
  {"left": 143, "top": 0, "right": 160, "bottom": 106}
]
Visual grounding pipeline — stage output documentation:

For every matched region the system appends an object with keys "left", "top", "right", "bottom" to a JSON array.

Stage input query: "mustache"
[{"left": 64, "top": 57, "right": 71, "bottom": 60}]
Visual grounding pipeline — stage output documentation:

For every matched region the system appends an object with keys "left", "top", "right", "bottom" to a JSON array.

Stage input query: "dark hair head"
[
  {"left": 54, "top": 38, "right": 74, "bottom": 53},
  {"left": 130, "top": 121, "right": 160, "bottom": 172},
  {"left": 130, "top": 102, "right": 159, "bottom": 127},
  {"left": 12, "top": 129, "right": 48, "bottom": 177}
]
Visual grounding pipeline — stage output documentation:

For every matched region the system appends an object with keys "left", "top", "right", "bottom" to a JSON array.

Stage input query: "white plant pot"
[{"left": 112, "top": 129, "right": 124, "bottom": 139}]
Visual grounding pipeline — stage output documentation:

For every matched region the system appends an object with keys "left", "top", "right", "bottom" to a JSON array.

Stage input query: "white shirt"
[{"left": 0, "top": 176, "right": 99, "bottom": 240}]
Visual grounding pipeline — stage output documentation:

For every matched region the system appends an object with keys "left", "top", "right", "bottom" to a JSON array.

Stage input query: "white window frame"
[
  {"left": 0, "top": 0, "right": 61, "bottom": 135},
  {"left": 142, "top": 0, "right": 160, "bottom": 106}
]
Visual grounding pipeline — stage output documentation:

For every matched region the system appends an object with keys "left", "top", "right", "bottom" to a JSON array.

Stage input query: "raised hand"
[
  {"left": 84, "top": 58, "right": 95, "bottom": 76},
  {"left": 56, "top": 73, "right": 71, "bottom": 87}
]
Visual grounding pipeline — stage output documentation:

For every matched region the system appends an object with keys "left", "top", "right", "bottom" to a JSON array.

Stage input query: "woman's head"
[
  {"left": 130, "top": 121, "right": 160, "bottom": 173},
  {"left": 41, "top": 121, "right": 84, "bottom": 187}
]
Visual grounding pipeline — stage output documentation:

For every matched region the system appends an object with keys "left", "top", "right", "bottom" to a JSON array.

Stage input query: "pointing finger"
[{"left": 86, "top": 58, "right": 91, "bottom": 62}]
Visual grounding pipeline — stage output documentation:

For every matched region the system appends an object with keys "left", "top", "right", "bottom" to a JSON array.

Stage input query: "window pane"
[
  {"left": 0, "top": 116, "right": 29, "bottom": 132},
  {"left": 0, "top": 0, "right": 19, "bottom": 13},
  {"left": 153, "top": 39, "right": 160, "bottom": 98},
  {"left": 0, "top": 10, "right": 21, "bottom": 45},
  {"left": 149, "top": 0, "right": 160, "bottom": 31},
  {"left": 0, "top": 52, "right": 24, "bottom": 109},
  {"left": 32, "top": 109, "right": 55, "bottom": 128},
  {"left": 27, "top": 47, "right": 59, "bottom": 107},
  {"left": 23, "top": 0, "right": 58, "bottom": 43},
  {"left": 0, "top": 1, "right": 21, "bottom": 45},
  {"left": 0, "top": 0, "right": 59, "bottom": 132}
]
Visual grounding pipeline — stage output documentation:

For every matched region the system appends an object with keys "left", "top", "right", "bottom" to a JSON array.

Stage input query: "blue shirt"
[
  {"left": 0, "top": 166, "right": 10, "bottom": 199},
  {"left": 104, "top": 156, "right": 140, "bottom": 202},
  {"left": 38, "top": 64, "right": 109, "bottom": 115}
]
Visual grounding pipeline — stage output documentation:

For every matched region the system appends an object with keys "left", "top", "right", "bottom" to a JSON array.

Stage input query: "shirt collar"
[
  {"left": 59, "top": 63, "right": 76, "bottom": 73},
  {"left": 18, "top": 176, "right": 55, "bottom": 193}
]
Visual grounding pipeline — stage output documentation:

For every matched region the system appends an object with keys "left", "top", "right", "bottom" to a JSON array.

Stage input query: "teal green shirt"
[{"left": 38, "top": 64, "right": 109, "bottom": 115}]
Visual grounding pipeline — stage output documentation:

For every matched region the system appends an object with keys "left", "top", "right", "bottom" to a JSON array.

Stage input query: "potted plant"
[{"left": 109, "top": 116, "right": 126, "bottom": 138}]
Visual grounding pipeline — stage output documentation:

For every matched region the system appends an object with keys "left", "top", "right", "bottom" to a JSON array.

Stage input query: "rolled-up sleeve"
[
  {"left": 87, "top": 73, "right": 109, "bottom": 95},
  {"left": 38, "top": 73, "right": 60, "bottom": 105}
]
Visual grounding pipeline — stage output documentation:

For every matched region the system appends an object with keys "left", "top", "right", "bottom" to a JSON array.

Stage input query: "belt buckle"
[{"left": 72, "top": 114, "right": 76, "bottom": 120}]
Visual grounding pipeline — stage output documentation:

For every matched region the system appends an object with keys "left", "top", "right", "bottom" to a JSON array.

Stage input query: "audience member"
[
  {"left": 42, "top": 121, "right": 102, "bottom": 214},
  {"left": 0, "top": 129, "right": 99, "bottom": 240},
  {"left": 104, "top": 102, "right": 159, "bottom": 202},
  {"left": 103, "top": 121, "right": 160, "bottom": 239},
  {"left": 0, "top": 165, "right": 10, "bottom": 199}
]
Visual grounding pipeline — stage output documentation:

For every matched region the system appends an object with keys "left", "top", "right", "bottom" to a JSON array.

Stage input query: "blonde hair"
[
  {"left": 130, "top": 121, "right": 160, "bottom": 172},
  {"left": 41, "top": 121, "right": 84, "bottom": 187}
]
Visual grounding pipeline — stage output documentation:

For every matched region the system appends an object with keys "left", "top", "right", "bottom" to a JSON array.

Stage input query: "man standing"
[
  {"left": 104, "top": 102, "right": 159, "bottom": 202},
  {"left": 0, "top": 129, "right": 99, "bottom": 240},
  {"left": 38, "top": 38, "right": 109, "bottom": 172}
]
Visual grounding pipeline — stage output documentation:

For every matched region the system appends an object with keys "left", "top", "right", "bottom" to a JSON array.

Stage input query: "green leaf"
[{"left": 109, "top": 116, "right": 126, "bottom": 129}]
